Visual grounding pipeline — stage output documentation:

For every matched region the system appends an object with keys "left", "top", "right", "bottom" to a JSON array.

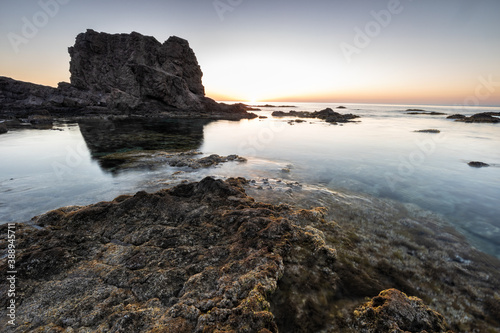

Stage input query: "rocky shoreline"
[
  {"left": 1, "top": 177, "right": 499, "bottom": 332},
  {"left": 0, "top": 30, "right": 257, "bottom": 131}
]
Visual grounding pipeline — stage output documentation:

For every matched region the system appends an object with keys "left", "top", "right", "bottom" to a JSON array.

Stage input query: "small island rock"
[{"left": 468, "top": 161, "right": 490, "bottom": 168}]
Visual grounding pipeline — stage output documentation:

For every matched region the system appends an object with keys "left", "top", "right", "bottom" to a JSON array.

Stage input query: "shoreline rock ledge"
[
  {"left": 4, "top": 177, "right": 499, "bottom": 332},
  {"left": 0, "top": 30, "right": 256, "bottom": 121}
]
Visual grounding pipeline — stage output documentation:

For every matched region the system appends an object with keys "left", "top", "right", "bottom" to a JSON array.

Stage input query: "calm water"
[{"left": 1, "top": 103, "right": 499, "bottom": 257}]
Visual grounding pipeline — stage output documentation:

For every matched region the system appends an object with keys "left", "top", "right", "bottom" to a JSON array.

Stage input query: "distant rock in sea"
[
  {"left": 253, "top": 104, "right": 297, "bottom": 108},
  {"left": 414, "top": 129, "right": 441, "bottom": 133},
  {"left": 468, "top": 161, "right": 490, "bottom": 168},
  {"left": 405, "top": 110, "right": 447, "bottom": 115},
  {"left": 0, "top": 30, "right": 256, "bottom": 123},
  {"left": 453, "top": 112, "right": 500, "bottom": 123},
  {"left": 447, "top": 114, "right": 466, "bottom": 119},
  {"left": 272, "top": 108, "right": 359, "bottom": 124}
]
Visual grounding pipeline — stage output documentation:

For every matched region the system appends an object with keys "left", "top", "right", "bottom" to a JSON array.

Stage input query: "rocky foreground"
[
  {"left": 1, "top": 177, "right": 499, "bottom": 332},
  {"left": 0, "top": 30, "right": 256, "bottom": 128}
]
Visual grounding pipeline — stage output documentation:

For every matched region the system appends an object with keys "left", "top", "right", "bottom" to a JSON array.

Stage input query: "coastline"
[
  {"left": 1, "top": 27, "right": 499, "bottom": 332},
  {"left": 1, "top": 176, "right": 499, "bottom": 332}
]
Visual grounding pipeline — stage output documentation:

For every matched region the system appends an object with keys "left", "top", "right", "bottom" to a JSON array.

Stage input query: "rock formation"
[
  {"left": 453, "top": 112, "right": 500, "bottom": 123},
  {"left": 468, "top": 161, "right": 490, "bottom": 168},
  {"left": 68, "top": 30, "right": 205, "bottom": 111},
  {"left": 353, "top": 289, "right": 451, "bottom": 332},
  {"left": 2, "top": 177, "right": 500, "bottom": 332},
  {"left": 0, "top": 30, "right": 256, "bottom": 122},
  {"left": 272, "top": 108, "right": 360, "bottom": 124}
]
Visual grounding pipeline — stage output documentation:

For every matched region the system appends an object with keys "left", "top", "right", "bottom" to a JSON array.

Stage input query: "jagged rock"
[
  {"left": 69, "top": 30, "right": 204, "bottom": 111},
  {"left": 0, "top": 76, "right": 106, "bottom": 116},
  {"left": 1, "top": 177, "right": 500, "bottom": 332},
  {"left": 0, "top": 30, "right": 256, "bottom": 120},
  {"left": 0, "top": 177, "right": 337, "bottom": 332},
  {"left": 353, "top": 289, "right": 452, "bottom": 333}
]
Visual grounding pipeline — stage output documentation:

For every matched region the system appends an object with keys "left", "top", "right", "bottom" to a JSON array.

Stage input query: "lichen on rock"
[{"left": 1, "top": 177, "right": 499, "bottom": 332}]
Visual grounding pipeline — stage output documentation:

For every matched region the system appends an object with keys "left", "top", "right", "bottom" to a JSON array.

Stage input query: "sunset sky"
[{"left": 1, "top": 0, "right": 499, "bottom": 105}]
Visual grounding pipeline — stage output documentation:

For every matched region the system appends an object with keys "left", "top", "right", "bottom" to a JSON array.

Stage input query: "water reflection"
[{"left": 78, "top": 118, "right": 212, "bottom": 172}]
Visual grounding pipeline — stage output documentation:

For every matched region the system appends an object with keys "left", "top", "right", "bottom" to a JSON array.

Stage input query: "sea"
[{"left": 1, "top": 102, "right": 499, "bottom": 257}]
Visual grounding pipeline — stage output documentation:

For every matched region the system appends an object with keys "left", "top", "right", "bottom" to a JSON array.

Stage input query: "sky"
[{"left": 0, "top": 0, "right": 499, "bottom": 105}]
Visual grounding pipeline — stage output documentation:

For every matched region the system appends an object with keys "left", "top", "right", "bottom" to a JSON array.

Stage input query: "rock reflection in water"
[{"left": 78, "top": 118, "right": 212, "bottom": 172}]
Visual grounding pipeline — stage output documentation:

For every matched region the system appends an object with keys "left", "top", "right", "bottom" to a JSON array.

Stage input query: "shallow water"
[{"left": 1, "top": 103, "right": 499, "bottom": 257}]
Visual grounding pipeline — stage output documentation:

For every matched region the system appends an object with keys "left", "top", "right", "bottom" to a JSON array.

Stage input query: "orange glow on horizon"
[{"left": 206, "top": 82, "right": 500, "bottom": 106}]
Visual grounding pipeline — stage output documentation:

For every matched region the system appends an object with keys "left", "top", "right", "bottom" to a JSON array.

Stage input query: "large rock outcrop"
[
  {"left": 0, "top": 30, "right": 255, "bottom": 121},
  {"left": 68, "top": 30, "right": 205, "bottom": 111}
]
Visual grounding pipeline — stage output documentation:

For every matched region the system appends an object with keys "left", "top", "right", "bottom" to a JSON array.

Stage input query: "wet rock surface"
[
  {"left": 245, "top": 180, "right": 500, "bottom": 332},
  {"left": 453, "top": 112, "right": 500, "bottom": 123},
  {"left": 272, "top": 108, "right": 359, "bottom": 124},
  {"left": 353, "top": 289, "right": 451, "bottom": 332},
  {"left": 1, "top": 178, "right": 499, "bottom": 332},
  {"left": 101, "top": 151, "right": 248, "bottom": 172}
]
